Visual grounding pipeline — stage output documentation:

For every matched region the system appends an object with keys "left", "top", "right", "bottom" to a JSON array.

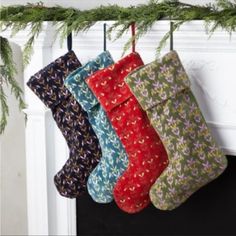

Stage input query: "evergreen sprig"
[
  {"left": 0, "top": 0, "right": 236, "bottom": 133},
  {"left": 0, "top": 36, "right": 26, "bottom": 134}
]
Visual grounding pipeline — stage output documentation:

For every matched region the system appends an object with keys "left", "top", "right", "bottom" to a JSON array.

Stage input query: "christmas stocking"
[
  {"left": 64, "top": 51, "right": 128, "bottom": 203},
  {"left": 86, "top": 52, "right": 168, "bottom": 213},
  {"left": 125, "top": 50, "right": 228, "bottom": 210},
  {"left": 27, "top": 51, "right": 101, "bottom": 198}
]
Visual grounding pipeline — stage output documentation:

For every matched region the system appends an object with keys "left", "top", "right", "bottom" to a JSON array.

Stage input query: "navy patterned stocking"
[{"left": 27, "top": 51, "right": 101, "bottom": 198}]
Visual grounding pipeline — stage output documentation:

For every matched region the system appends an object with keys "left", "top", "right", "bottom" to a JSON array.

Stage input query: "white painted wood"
[
  {"left": 24, "top": 109, "right": 49, "bottom": 235},
  {"left": 1, "top": 19, "right": 236, "bottom": 236},
  {"left": 1, "top": 22, "right": 76, "bottom": 236}
]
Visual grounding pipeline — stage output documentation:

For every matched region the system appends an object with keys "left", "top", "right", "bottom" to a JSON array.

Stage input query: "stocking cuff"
[
  {"left": 125, "top": 50, "right": 190, "bottom": 111},
  {"left": 86, "top": 52, "right": 144, "bottom": 112},
  {"left": 64, "top": 51, "right": 114, "bottom": 111},
  {"left": 27, "top": 50, "right": 81, "bottom": 109}
]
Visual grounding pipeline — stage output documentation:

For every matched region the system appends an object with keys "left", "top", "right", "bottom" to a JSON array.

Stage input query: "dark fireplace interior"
[{"left": 76, "top": 156, "right": 236, "bottom": 236}]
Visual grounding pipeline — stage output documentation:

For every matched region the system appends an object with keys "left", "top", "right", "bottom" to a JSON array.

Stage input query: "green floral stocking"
[{"left": 125, "top": 51, "right": 228, "bottom": 210}]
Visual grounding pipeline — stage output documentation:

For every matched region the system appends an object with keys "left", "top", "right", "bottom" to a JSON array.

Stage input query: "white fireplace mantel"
[{"left": 1, "top": 21, "right": 236, "bottom": 235}]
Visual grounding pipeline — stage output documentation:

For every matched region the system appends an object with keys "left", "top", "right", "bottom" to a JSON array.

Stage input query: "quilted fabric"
[
  {"left": 27, "top": 51, "right": 101, "bottom": 198},
  {"left": 86, "top": 52, "right": 168, "bottom": 213},
  {"left": 125, "top": 50, "right": 228, "bottom": 210},
  {"left": 64, "top": 51, "right": 128, "bottom": 203}
]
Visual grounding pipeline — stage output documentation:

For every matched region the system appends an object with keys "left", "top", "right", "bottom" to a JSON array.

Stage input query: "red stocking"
[{"left": 86, "top": 52, "right": 168, "bottom": 213}]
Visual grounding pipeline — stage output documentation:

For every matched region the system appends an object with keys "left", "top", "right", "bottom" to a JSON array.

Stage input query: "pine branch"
[
  {"left": 0, "top": 84, "right": 9, "bottom": 134},
  {"left": 22, "top": 22, "right": 43, "bottom": 65},
  {"left": 0, "top": 37, "right": 26, "bottom": 134}
]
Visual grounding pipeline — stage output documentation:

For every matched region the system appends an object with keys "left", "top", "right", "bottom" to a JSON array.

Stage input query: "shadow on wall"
[{"left": 0, "top": 42, "right": 28, "bottom": 235}]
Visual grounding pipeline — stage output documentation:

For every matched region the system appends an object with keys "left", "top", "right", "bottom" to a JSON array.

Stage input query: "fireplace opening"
[{"left": 76, "top": 156, "right": 236, "bottom": 236}]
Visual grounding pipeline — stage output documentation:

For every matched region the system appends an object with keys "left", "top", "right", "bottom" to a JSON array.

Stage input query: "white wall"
[
  {"left": 0, "top": 43, "right": 28, "bottom": 235},
  {"left": 0, "top": 0, "right": 216, "bottom": 8}
]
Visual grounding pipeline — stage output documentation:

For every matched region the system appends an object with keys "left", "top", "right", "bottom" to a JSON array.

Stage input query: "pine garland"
[{"left": 0, "top": 0, "right": 236, "bottom": 133}]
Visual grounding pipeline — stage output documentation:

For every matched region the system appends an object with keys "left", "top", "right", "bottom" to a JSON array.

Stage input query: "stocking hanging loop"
[
  {"left": 170, "top": 21, "right": 174, "bottom": 51},
  {"left": 131, "top": 22, "right": 136, "bottom": 53},
  {"left": 67, "top": 32, "right": 72, "bottom": 51},
  {"left": 103, "top": 23, "right": 107, "bottom": 51}
]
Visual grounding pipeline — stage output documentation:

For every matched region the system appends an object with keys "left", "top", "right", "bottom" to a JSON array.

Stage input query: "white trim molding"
[{"left": 24, "top": 108, "right": 50, "bottom": 235}]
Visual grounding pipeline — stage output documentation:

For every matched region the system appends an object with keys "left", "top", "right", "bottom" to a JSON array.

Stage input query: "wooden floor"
[{"left": 77, "top": 156, "right": 236, "bottom": 236}]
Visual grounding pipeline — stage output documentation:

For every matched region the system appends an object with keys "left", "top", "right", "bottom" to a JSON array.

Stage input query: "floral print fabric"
[
  {"left": 64, "top": 51, "right": 128, "bottom": 203},
  {"left": 125, "top": 50, "right": 228, "bottom": 210},
  {"left": 27, "top": 51, "right": 102, "bottom": 198},
  {"left": 86, "top": 52, "right": 168, "bottom": 213}
]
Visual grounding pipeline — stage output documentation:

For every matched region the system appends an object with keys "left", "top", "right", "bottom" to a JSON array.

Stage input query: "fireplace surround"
[{"left": 1, "top": 21, "right": 235, "bottom": 235}]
